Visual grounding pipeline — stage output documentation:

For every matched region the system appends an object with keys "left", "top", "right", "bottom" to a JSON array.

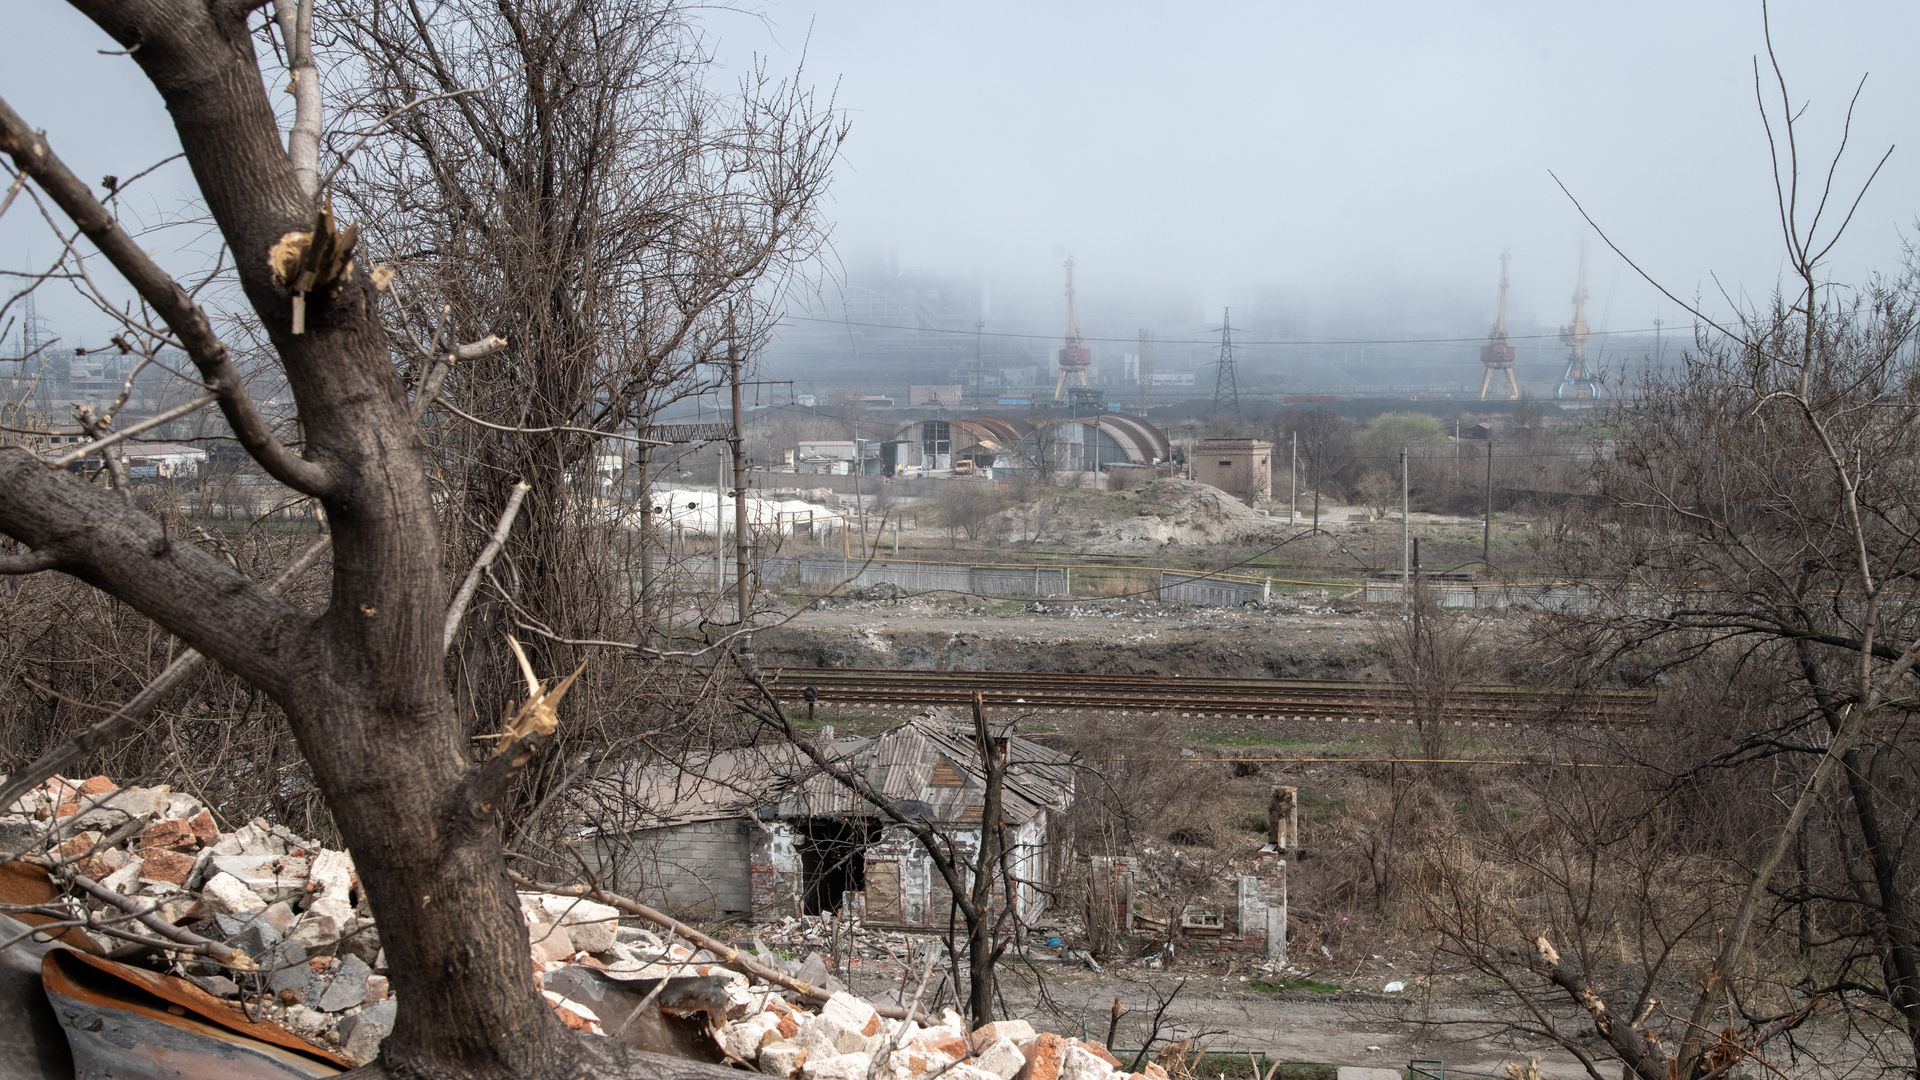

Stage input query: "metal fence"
[
  {"left": 1158, "top": 572, "right": 1269, "bottom": 608},
  {"left": 1361, "top": 579, "right": 1599, "bottom": 611},
  {"left": 666, "top": 556, "right": 1070, "bottom": 598}
]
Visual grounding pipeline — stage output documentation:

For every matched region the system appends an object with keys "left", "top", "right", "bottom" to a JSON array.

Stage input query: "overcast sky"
[
  {"left": 7, "top": 1, "right": 1919, "bottom": 351},
  {"left": 719, "top": 0, "right": 1920, "bottom": 340}
]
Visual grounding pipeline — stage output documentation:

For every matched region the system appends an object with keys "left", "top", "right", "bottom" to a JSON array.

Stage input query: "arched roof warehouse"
[
  {"left": 893, "top": 413, "right": 1171, "bottom": 467},
  {"left": 1083, "top": 413, "right": 1172, "bottom": 464}
]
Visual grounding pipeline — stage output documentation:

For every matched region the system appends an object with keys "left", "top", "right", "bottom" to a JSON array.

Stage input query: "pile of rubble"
[
  {"left": 716, "top": 1001, "right": 1169, "bottom": 1080},
  {"left": 4, "top": 775, "right": 402, "bottom": 1061},
  {"left": 2, "top": 774, "right": 1171, "bottom": 1079}
]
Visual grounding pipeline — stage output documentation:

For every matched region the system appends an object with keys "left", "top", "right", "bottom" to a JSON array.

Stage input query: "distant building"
[
  {"left": 891, "top": 413, "right": 1171, "bottom": 474},
  {"left": 123, "top": 442, "right": 208, "bottom": 480},
  {"left": 907, "top": 384, "right": 964, "bottom": 407},
  {"left": 795, "top": 439, "right": 863, "bottom": 475},
  {"left": 1194, "top": 437, "right": 1273, "bottom": 505},
  {"left": 797, "top": 440, "right": 859, "bottom": 462}
]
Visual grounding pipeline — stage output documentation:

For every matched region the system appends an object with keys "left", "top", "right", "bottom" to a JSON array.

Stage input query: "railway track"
[{"left": 764, "top": 668, "right": 1650, "bottom": 726}]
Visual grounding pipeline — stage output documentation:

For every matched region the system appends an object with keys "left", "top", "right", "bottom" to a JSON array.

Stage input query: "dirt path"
[{"left": 841, "top": 962, "right": 1588, "bottom": 1078}]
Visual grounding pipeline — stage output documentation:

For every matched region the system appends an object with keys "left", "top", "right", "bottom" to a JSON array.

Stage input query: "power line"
[
  {"left": 1210, "top": 307, "right": 1240, "bottom": 418},
  {"left": 778, "top": 313, "right": 1685, "bottom": 349},
  {"left": 1009, "top": 755, "right": 1641, "bottom": 769}
]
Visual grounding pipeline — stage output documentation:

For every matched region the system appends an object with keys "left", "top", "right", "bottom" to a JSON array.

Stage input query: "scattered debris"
[{"left": 2, "top": 773, "right": 1185, "bottom": 1078}]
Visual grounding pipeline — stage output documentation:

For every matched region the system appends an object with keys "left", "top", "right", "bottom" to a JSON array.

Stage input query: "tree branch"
[
  {"left": 0, "top": 447, "right": 307, "bottom": 694},
  {"left": 444, "top": 479, "right": 529, "bottom": 655},
  {"left": 0, "top": 97, "right": 337, "bottom": 497},
  {"left": 0, "top": 534, "right": 330, "bottom": 817},
  {"left": 0, "top": 547, "right": 57, "bottom": 574},
  {"left": 271, "top": 0, "right": 320, "bottom": 200},
  {"left": 47, "top": 391, "right": 218, "bottom": 468}
]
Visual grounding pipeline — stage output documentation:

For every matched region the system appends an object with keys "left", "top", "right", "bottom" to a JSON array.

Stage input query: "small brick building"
[
  {"left": 1192, "top": 438, "right": 1273, "bottom": 505},
  {"left": 577, "top": 713, "right": 1075, "bottom": 928}
]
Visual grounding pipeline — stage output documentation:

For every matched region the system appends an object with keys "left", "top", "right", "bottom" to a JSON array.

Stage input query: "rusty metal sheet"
[
  {"left": 541, "top": 965, "right": 728, "bottom": 1062},
  {"left": 42, "top": 947, "right": 348, "bottom": 1078},
  {"left": 0, "top": 859, "right": 103, "bottom": 953}
]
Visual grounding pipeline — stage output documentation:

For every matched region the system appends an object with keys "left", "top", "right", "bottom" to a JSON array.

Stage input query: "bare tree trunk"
[
  {"left": 967, "top": 695, "right": 1006, "bottom": 1026},
  {"left": 0, "top": 2, "right": 583, "bottom": 1070}
]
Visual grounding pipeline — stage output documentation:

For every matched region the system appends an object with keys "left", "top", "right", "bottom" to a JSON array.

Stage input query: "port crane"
[
  {"left": 1052, "top": 256, "right": 1092, "bottom": 399},
  {"left": 1478, "top": 249, "right": 1519, "bottom": 400},
  {"left": 1555, "top": 240, "right": 1600, "bottom": 399}
]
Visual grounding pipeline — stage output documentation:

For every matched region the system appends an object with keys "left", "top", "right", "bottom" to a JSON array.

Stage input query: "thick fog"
[
  {"left": 723, "top": 2, "right": 1920, "bottom": 350},
  {"left": 7, "top": 2, "right": 1920, "bottom": 388}
]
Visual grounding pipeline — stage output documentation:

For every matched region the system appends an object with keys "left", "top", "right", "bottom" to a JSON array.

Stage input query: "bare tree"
[
  {"left": 326, "top": 0, "right": 843, "bottom": 818},
  {"left": 1467, "top": 14, "right": 1920, "bottom": 1078},
  {"left": 1356, "top": 469, "right": 1396, "bottom": 521},
  {"left": 0, "top": 2, "right": 834, "bottom": 1074},
  {"left": 933, "top": 485, "right": 1007, "bottom": 546},
  {"left": 1374, "top": 577, "right": 1487, "bottom": 761}
]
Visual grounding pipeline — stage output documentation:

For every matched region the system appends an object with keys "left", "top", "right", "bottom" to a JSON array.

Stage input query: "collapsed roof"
[{"left": 588, "top": 712, "right": 1075, "bottom": 835}]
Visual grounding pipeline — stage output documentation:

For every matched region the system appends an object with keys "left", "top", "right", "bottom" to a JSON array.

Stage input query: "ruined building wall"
[
  {"left": 750, "top": 820, "right": 804, "bottom": 918},
  {"left": 583, "top": 818, "right": 757, "bottom": 917},
  {"left": 1088, "top": 851, "right": 1287, "bottom": 961}
]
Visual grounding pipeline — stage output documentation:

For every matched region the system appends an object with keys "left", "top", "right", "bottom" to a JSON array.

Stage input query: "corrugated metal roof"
[{"left": 595, "top": 712, "right": 1074, "bottom": 834}]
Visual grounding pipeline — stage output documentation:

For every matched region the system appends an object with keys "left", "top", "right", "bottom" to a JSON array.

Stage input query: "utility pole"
[
  {"left": 636, "top": 444, "right": 653, "bottom": 633},
  {"left": 728, "top": 328, "right": 752, "bottom": 631},
  {"left": 715, "top": 455, "right": 728, "bottom": 600},
  {"left": 1401, "top": 446, "right": 1410, "bottom": 612},
  {"left": 974, "top": 318, "right": 985, "bottom": 408},
  {"left": 1483, "top": 438, "right": 1494, "bottom": 566},
  {"left": 1289, "top": 430, "right": 1298, "bottom": 526},
  {"left": 1311, "top": 456, "right": 1320, "bottom": 536}
]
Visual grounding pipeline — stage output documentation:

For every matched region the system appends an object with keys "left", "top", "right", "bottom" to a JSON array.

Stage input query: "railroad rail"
[{"left": 764, "top": 668, "right": 1651, "bottom": 727}]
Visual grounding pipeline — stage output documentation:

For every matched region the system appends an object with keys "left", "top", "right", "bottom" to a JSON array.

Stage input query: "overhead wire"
[{"left": 778, "top": 313, "right": 1687, "bottom": 349}]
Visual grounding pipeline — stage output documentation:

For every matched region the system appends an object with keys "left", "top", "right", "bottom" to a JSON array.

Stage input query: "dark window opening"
[
  {"left": 1217, "top": 460, "right": 1234, "bottom": 468},
  {"left": 798, "top": 817, "right": 878, "bottom": 915}
]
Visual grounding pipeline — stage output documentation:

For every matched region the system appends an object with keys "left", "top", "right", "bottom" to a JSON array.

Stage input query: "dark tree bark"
[{"left": 0, "top": 3, "right": 583, "bottom": 1074}]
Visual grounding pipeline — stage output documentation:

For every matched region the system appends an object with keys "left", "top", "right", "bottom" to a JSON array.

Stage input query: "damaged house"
[{"left": 578, "top": 713, "right": 1075, "bottom": 929}]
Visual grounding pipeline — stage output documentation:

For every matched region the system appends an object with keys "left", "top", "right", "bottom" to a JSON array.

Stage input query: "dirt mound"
[{"left": 997, "top": 477, "right": 1284, "bottom": 552}]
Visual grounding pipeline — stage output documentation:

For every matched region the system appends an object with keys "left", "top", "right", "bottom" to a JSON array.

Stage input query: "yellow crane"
[{"left": 1556, "top": 240, "right": 1599, "bottom": 399}]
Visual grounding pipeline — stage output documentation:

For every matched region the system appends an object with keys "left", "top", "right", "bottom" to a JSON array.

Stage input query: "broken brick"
[
  {"left": 54, "top": 831, "right": 102, "bottom": 862},
  {"left": 140, "top": 818, "right": 199, "bottom": 852},
  {"left": 1072, "top": 1041, "right": 1121, "bottom": 1068},
  {"left": 187, "top": 809, "right": 219, "bottom": 846},
  {"left": 972, "top": 1020, "right": 1035, "bottom": 1051},
  {"left": 544, "top": 991, "right": 601, "bottom": 1033},
  {"left": 138, "top": 848, "right": 196, "bottom": 887},
  {"left": 1020, "top": 1032, "right": 1068, "bottom": 1080}
]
